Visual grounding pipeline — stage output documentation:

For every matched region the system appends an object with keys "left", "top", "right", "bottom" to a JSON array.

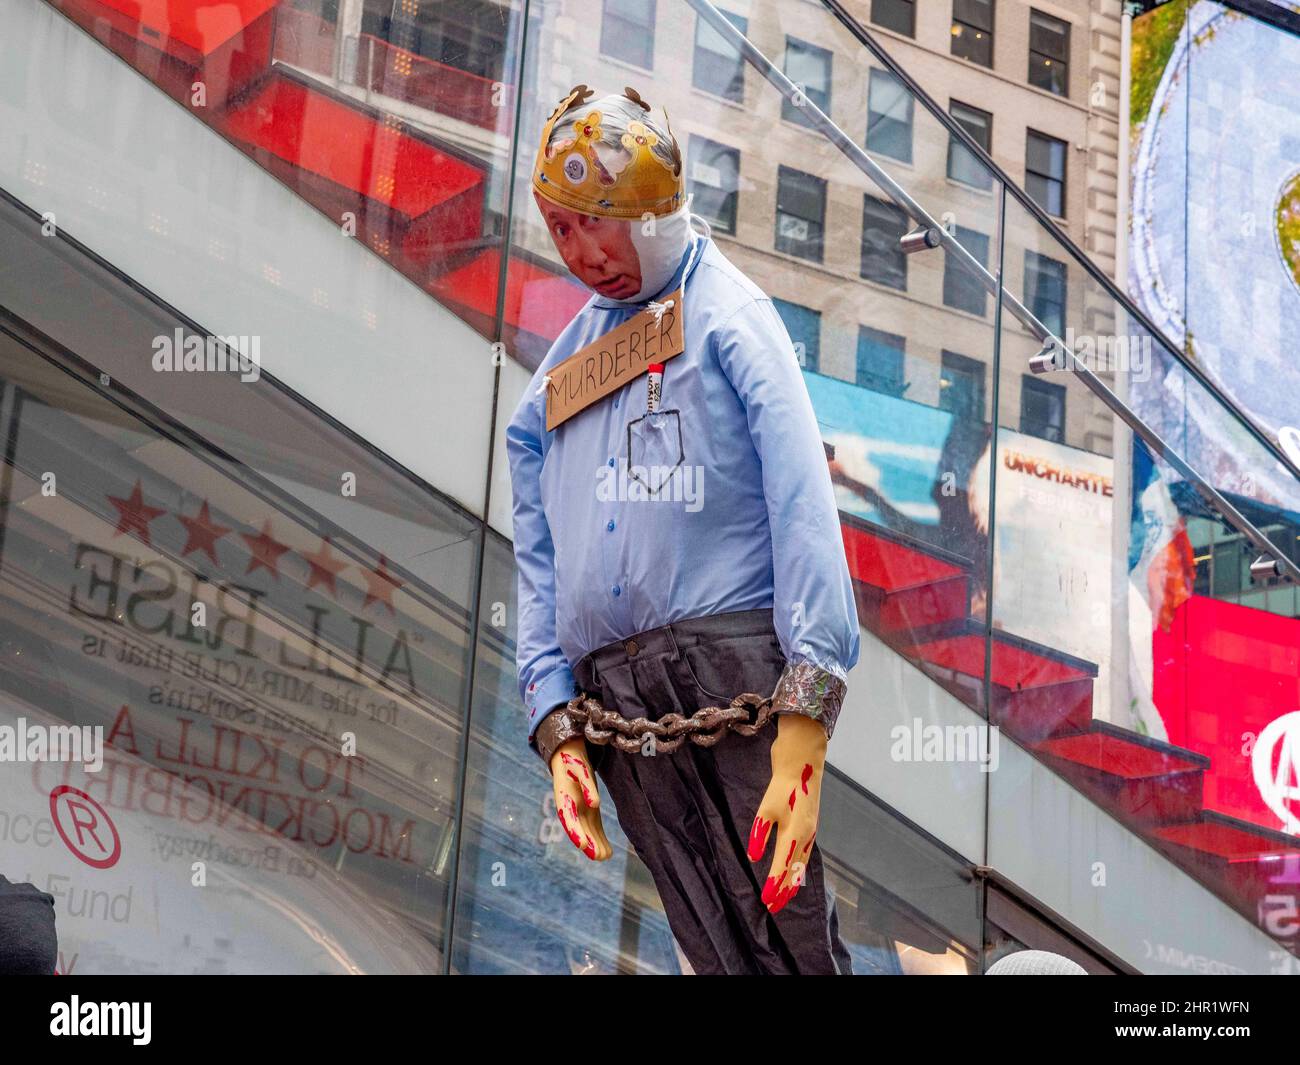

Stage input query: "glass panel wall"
[
  {"left": 42, "top": 0, "right": 547, "bottom": 348},
  {"left": 10, "top": 0, "right": 1300, "bottom": 974},
  {"left": 988, "top": 182, "right": 1300, "bottom": 972},
  {"left": 0, "top": 312, "right": 476, "bottom": 973}
]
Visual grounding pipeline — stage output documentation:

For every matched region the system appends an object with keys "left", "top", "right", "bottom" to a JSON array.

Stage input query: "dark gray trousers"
[{"left": 574, "top": 609, "right": 852, "bottom": 975}]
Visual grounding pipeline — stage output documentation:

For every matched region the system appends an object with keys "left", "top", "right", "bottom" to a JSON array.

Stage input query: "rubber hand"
[
  {"left": 747, "top": 713, "right": 828, "bottom": 915},
  {"left": 550, "top": 737, "right": 613, "bottom": 861}
]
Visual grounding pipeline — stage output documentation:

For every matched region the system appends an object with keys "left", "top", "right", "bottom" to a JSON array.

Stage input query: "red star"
[
  {"left": 302, "top": 536, "right": 348, "bottom": 596},
  {"left": 107, "top": 480, "right": 166, "bottom": 546},
  {"left": 177, "top": 500, "right": 231, "bottom": 565},
  {"left": 361, "top": 554, "right": 403, "bottom": 614},
  {"left": 240, "top": 519, "right": 291, "bottom": 579}
]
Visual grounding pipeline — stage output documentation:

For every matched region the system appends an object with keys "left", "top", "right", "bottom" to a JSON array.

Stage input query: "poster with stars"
[{"left": 0, "top": 382, "right": 462, "bottom": 973}]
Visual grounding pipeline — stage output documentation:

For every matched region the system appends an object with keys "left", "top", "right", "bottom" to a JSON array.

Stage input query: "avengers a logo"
[{"left": 1252, "top": 710, "right": 1300, "bottom": 834}]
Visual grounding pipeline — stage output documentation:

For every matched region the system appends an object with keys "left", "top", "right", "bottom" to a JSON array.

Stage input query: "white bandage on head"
[{"left": 601, "top": 194, "right": 714, "bottom": 305}]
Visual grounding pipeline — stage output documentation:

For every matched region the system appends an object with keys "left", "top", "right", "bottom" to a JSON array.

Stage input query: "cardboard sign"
[{"left": 545, "top": 288, "right": 684, "bottom": 431}]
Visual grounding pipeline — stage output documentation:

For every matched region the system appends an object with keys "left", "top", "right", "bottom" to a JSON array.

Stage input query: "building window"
[
  {"left": 1024, "top": 251, "right": 1067, "bottom": 337},
  {"left": 1029, "top": 10, "right": 1070, "bottom": 96},
  {"left": 950, "top": 0, "right": 994, "bottom": 67},
  {"left": 600, "top": 0, "right": 656, "bottom": 69},
  {"left": 773, "top": 298, "right": 821, "bottom": 371},
  {"left": 947, "top": 101, "right": 993, "bottom": 190},
  {"left": 688, "top": 136, "right": 740, "bottom": 235},
  {"left": 857, "top": 326, "right": 907, "bottom": 397},
  {"left": 867, "top": 68, "right": 914, "bottom": 163},
  {"left": 940, "top": 351, "right": 985, "bottom": 420},
  {"left": 871, "top": 0, "right": 916, "bottom": 36},
  {"left": 860, "top": 194, "right": 909, "bottom": 290},
  {"left": 782, "top": 37, "right": 832, "bottom": 128},
  {"left": 693, "top": 9, "right": 747, "bottom": 103},
  {"left": 775, "top": 165, "right": 826, "bottom": 263},
  {"left": 1020, "top": 375, "right": 1066, "bottom": 442},
  {"left": 1026, "top": 130, "right": 1067, "bottom": 216},
  {"left": 942, "top": 225, "right": 990, "bottom": 316}
]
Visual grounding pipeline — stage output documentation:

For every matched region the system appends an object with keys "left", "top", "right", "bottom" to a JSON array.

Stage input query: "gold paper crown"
[{"left": 532, "top": 85, "right": 684, "bottom": 220}]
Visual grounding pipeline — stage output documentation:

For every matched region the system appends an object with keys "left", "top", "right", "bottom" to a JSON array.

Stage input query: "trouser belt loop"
[{"left": 665, "top": 623, "right": 682, "bottom": 662}]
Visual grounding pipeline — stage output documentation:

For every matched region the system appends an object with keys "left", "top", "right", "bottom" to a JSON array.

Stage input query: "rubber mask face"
[
  {"left": 534, "top": 190, "right": 644, "bottom": 301},
  {"left": 534, "top": 190, "right": 693, "bottom": 304}
]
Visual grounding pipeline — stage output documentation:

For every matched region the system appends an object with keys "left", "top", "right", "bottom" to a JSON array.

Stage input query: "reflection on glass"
[
  {"left": 0, "top": 324, "right": 473, "bottom": 973},
  {"left": 48, "top": 0, "right": 538, "bottom": 348},
  {"left": 942, "top": 227, "right": 992, "bottom": 316},
  {"left": 775, "top": 165, "right": 828, "bottom": 262},
  {"left": 781, "top": 36, "right": 833, "bottom": 129},
  {"left": 867, "top": 68, "right": 915, "bottom": 164},
  {"left": 450, "top": 533, "right": 681, "bottom": 974},
  {"left": 860, "top": 195, "right": 910, "bottom": 289},
  {"left": 693, "top": 8, "right": 748, "bottom": 102},
  {"left": 688, "top": 136, "right": 741, "bottom": 235},
  {"left": 992, "top": 185, "right": 1300, "bottom": 971},
  {"left": 857, "top": 326, "right": 908, "bottom": 398},
  {"left": 947, "top": 101, "right": 993, "bottom": 191}
]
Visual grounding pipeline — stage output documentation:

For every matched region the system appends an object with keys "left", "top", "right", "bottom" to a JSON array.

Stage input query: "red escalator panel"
[
  {"left": 58, "top": 0, "right": 276, "bottom": 107},
  {"left": 429, "top": 248, "right": 591, "bottom": 351},
  {"left": 221, "top": 72, "right": 486, "bottom": 269}
]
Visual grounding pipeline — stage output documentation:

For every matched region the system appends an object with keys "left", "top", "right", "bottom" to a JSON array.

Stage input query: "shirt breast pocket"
[{"left": 622, "top": 409, "right": 685, "bottom": 497}]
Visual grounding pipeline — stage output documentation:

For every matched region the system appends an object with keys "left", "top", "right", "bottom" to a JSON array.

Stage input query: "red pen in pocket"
[{"left": 647, "top": 363, "right": 664, "bottom": 413}]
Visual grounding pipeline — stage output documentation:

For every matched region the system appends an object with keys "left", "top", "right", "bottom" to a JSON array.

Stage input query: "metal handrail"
[{"left": 686, "top": 0, "right": 1300, "bottom": 583}]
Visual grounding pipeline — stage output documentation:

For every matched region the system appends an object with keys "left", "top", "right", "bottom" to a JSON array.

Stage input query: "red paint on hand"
[
  {"left": 768, "top": 879, "right": 800, "bottom": 914},
  {"left": 761, "top": 870, "right": 786, "bottom": 907},
  {"left": 560, "top": 751, "right": 589, "bottom": 776},
  {"left": 565, "top": 768, "right": 595, "bottom": 805},
  {"left": 564, "top": 796, "right": 583, "bottom": 840},
  {"left": 747, "top": 816, "right": 771, "bottom": 861},
  {"left": 557, "top": 807, "right": 581, "bottom": 850},
  {"left": 763, "top": 864, "right": 801, "bottom": 913},
  {"left": 559, "top": 794, "right": 587, "bottom": 851},
  {"left": 561, "top": 752, "right": 596, "bottom": 804}
]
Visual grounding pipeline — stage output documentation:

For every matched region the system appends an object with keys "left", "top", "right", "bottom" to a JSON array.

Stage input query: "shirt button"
[
  {"left": 614, "top": 398, "right": 620, "bottom": 409},
  {"left": 608, "top": 457, "right": 616, "bottom": 467},
  {"left": 606, "top": 520, "right": 615, "bottom": 532},
  {"left": 611, "top": 585, "right": 621, "bottom": 597}
]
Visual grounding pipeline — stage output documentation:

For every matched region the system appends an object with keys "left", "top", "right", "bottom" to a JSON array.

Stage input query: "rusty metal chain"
[{"left": 564, "top": 691, "right": 777, "bottom": 754}]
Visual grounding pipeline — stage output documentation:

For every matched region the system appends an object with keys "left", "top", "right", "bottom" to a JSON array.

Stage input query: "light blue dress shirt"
[{"left": 507, "top": 232, "right": 860, "bottom": 743}]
